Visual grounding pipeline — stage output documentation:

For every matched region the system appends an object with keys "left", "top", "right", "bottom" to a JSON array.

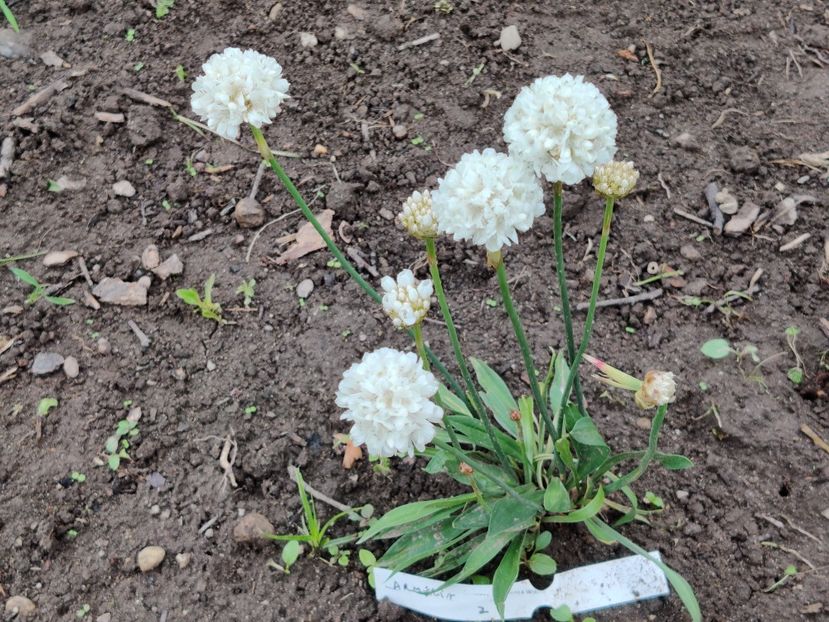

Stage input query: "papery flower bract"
[
  {"left": 431, "top": 148, "right": 544, "bottom": 252},
  {"left": 191, "top": 48, "right": 290, "bottom": 140},
  {"left": 635, "top": 370, "right": 676, "bottom": 409},
  {"left": 381, "top": 269, "right": 433, "bottom": 328},
  {"left": 503, "top": 74, "right": 617, "bottom": 185},
  {"left": 593, "top": 161, "right": 639, "bottom": 199},
  {"left": 399, "top": 190, "right": 438, "bottom": 239},
  {"left": 336, "top": 348, "right": 444, "bottom": 457}
]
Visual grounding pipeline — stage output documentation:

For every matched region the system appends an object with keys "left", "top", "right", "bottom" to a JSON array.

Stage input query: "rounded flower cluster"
[
  {"left": 503, "top": 74, "right": 617, "bottom": 185},
  {"left": 431, "top": 148, "right": 544, "bottom": 252},
  {"left": 191, "top": 48, "right": 290, "bottom": 140},
  {"left": 635, "top": 370, "right": 677, "bottom": 409},
  {"left": 381, "top": 269, "right": 433, "bottom": 328},
  {"left": 593, "top": 161, "right": 639, "bottom": 199},
  {"left": 399, "top": 190, "right": 438, "bottom": 239},
  {"left": 336, "top": 348, "right": 444, "bottom": 457}
]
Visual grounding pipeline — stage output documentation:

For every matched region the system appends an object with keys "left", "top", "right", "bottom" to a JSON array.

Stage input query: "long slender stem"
[
  {"left": 425, "top": 238, "right": 513, "bottom": 474},
  {"left": 248, "top": 125, "right": 466, "bottom": 401},
  {"left": 494, "top": 261, "right": 555, "bottom": 440},
  {"left": 413, "top": 323, "right": 430, "bottom": 371},
  {"left": 558, "top": 197, "right": 615, "bottom": 416},
  {"left": 552, "top": 183, "right": 585, "bottom": 415}
]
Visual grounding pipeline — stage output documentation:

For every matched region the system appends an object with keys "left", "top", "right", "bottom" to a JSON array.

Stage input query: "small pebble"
[
  {"left": 267, "top": 2, "right": 282, "bottom": 20},
  {"left": 676, "top": 490, "right": 690, "bottom": 501},
  {"left": 63, "top": 356, "right": 79, "bottom": 379},
  {"left": 498, "top": 24, "right": 521, "bottom": 51},
  {"left": 137, "top": 545, "right": 166, "bottom": 572},
  {"left": 112, "top": 180, "right": 136, "bottom": 197},
  {"left": 206, "top": 360, "right": 217, "bottom": 372},
  {"left": 296, "top": 278, "right": 314, "bottom": 299},
  {"left": 680, "top": 244, "right": 702, "bottom": 261},
  {"left": 379, "top": 208, "right": 395, "bottom": 221},
  {"left": 392, "top": 124, "right": 408, "bottom": 139},
  {"left": 43, "top": 250, "right": 78, "bottom": 267},
  {"left": 31, "top": 352, "right": 64, "bottom": 376},
  {"left": 96, "top": 614, "right": 112, "bottom": 622},
  {"left": 233, "top": 512, "right": 274, "bottom": 545},
  {"left": 176, "top": 552, "right": 192, "bottom": 569},
  {"left": 137, "top": 275, "right": 152, "bottom": 290},
  {"left": 141, "top": 245, "right": 160, "bottom": 270},
  {"left": 796, "top": 175, "right": 810, "bottom": 184},
  {"left": 634, "top": 417, "right": 651, "bottom": 430},
  {"left": 234, "top": 197, "right": 265, "bottom": 228},
  {"left": 299, "top": 32, "right": 318, "bottom": 48},
  {"left": 97, "top": 338, "right": 111, "bottom": 355},
  {"left": 4, "top": 596, "right": 36, "bottom": 618},
  {"left": 643, "top": 214, "right": 655, "bottom": 223},
  {"left": 149, "top": 504, "right": 161, "bottom": 516}
]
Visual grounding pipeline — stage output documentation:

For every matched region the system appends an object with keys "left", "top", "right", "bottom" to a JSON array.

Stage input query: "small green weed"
[
  {"left": 8, "top": 267, "right": 74, "bottom": 306},
  {"left": 104, "top": 419, "right": 139, "bottom": 471},
  {"left": 236, "top": 278, "right": 256, "bottom": 308},
  {"left": 175, "top": 64, "right": 187, "bottom": 82},
  {"left": 1, "top": 0, "right": 20, "bottom": 31},
  {"left": 176, "top": 274, "right": 225, "bottom": 323},
  {"left": 125, "top": 28, "right": 136, "bottom": 42},
  {"left": 155, "top": 0, "right": 174, "bottom": 18}
]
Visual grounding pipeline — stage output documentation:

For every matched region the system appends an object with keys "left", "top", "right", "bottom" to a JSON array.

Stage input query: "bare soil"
[{"left": 1, "top": 1, "right": 828, "bottom": 621}]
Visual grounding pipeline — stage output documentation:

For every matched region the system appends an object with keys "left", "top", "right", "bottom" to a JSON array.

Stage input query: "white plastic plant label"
[{"left": 373, "top": 551, "right": 669, "bottom": 621}]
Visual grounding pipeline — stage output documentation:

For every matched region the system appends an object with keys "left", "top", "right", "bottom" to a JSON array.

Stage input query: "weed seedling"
[
  {"left": 70, "top": 471, "right": 87, "bottom": 483},
  {"left": 236, "top": 278, "right": 256, "bottom": 308},
  {"left": 175, "top": 64, "right": 187, "bottom": 82},
  {"left": 176, "top": 274, "right": 226, "bottom": 323},
  {"left": 9, "top": 267, "right": 75, "bottom": 306},
  {"left": 700, "top": 338, "right": 731, "bottom": 360},
  {"left": 155, "top": 0, "right": 174, "bottom": 18},
  {"left": 37, "top": 397, "right": 58, "bottom": 417},
  {"left": 785, "top": 326, "right": 804, "bottom": 385},
  {"left": 763, "top": 564, "right": 797, "bottom": 593},
  {"left": 265, "top": 468, "right": 364, "bottom": 570},
  {"left": 104, "top": 419, "right": 139, "bottom": 471},
  {"left": 184, "top": 157, "right": 197, "bottom": 177},
  {"left": 125, "top": 28, "right": 136, "bottom": 42},
  {"left": 434, "top": 0, "right": 453, "bottom": 13}
]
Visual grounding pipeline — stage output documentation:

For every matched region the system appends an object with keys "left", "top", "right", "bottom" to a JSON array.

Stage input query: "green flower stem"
[
  {"left": 605, "top": 404, "right": 667, "bottom": 494},
  {"left": 425, "top": 238, "right": 513, "bottom": 474},
  {"left": 413, "top": 323, "right": 430, "bottom": 371},
  {"left": 558, "top": 196, "right": 615, "bottom": 419},
  {"left": 494, "top": 260, "right": 555, "bottom": 440},
  {"left": 552, "top": 182, "right": 586, "bottom": 415},
  {"left": 248, "top": 125, "right": 465, "bottom": 400}
]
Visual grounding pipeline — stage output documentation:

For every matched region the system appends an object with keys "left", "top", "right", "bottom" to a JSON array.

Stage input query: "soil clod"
[{"left": 233, "top": 513, "right": 274, "bottom": 545}]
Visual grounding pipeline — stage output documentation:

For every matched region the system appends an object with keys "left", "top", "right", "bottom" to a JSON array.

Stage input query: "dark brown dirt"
[{"left": 2, "top": 1, "right": 828, "bottom": 621}]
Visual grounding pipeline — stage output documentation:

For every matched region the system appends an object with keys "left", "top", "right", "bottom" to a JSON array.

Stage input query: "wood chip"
[
  {"left": 398, "top": 33, "right": 440, "bottom": 51},
  {"left": 801, "top": 423, "right": 829, "bottom": 456},
  {"left": 779, "top": 232, "right": 811, "bottom": 252},
  {"left": 12, "top": 79, "right": 69, "bottom": 116},
  {"left": 94, "top": 111, "right": 125, "bottom": 123},
  {"left": 119, "top": 88, "right": 172, "bottom": 108},
  {"left": 273, "top": 210, "right": 334, "bottom": 264}
]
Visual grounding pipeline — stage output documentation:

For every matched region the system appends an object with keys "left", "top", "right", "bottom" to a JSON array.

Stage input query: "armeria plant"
[{"left": 190, "top": 50, "right": 700, "bottom": 621}]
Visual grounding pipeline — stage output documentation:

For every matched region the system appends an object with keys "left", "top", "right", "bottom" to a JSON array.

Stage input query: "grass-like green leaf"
[
  {"left": 492, "top": 535, "right": 523, "bottom": 618},
  {"left": 0, "top": 0, "right": 19, "bottom": 31},
  {"left": 358, "top": 493, "right": 476, "bottom": 543},
  {"left": 545, "top": 487, "right": 605, "bottom": 524},
  {"left": 9, "top": 267, "right": 40, "bottom": 287},
  {"left": 585, "top": 518, "right": 701, "bottom": 622}
]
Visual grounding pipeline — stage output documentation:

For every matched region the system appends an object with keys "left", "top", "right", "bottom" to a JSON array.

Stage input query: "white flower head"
[
  {"left": 336, "top": 348, "right": 444, "bottom": 457},
  {"left": 635, "top": 370, "right": 676, "bottom": 409},
  {"left": 431, "top": 148, "right": 544, "bottom": 252},
  {"left": 399, "top": 190, "right": 438, "bottom": 239},
  {"left": 381, "top": 269, "right": 433, "bottom": 328},
  {"left": 593, "top": 161, "right": 639, "bottom": 199},
  {"left": 504, "top": 74, "right": 617, "bottom": 185},
  {"left": 191, "top": 48, "right": 290, "bottom": 140}
]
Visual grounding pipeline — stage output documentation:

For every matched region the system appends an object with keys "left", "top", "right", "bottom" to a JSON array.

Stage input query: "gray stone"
[
  {"left": 299, "top": 32, "right": 318, "bottom": 48},
  {"left": 234, "top": 197, "right": 265, "bottom": 228},
  {"left": 63, "top": 356, "right": 80, "bottom": 379},
  {"left": 296, "top": 278, "right": 314, "bottom": 299},
  {"left": 729, "top": 146, "right": 760, "bottom": 174},
  {"left": 683, "top": 279, "right": 708, "bottom": 297},
  {"left": 671, "top": 131, "right": 700, "bottom": 152},
  {"left": 233, "top": 512, "right": 274, "bottom": 545},
  {"left": 499, "top": 25, "right": 521, "bottom": 51},
  {"left": 4, "top": 595, "right": 36, "bottom": 618},
  {"left": 141, "top": 245, "right": 160, "bottom": 270},
  {"left": 326, "top": 181, "right": 361, "bottom": 213},
  {"left": 680, "top": 244, "right": 702, "bottom": 261},
  {"left": 724, "top": 201, "right": 761, "bottom": 237},
  {"left": 112, "top": 180, "right": 136, "bottom": 197},
  {"left": 93, "top": 277, "right": 148, "bottom": 306},
  {"left": 32, "top": 352, "right": 64, "bottom": 376},
  {"left": 137, "top": 545, "right": 165, "bottom": 572},
  {"left": 392, "top": 124, "right": 408, "bottom": 139},
  {"left": 152, "top": 254, "right": 183, "bottom": 280}
]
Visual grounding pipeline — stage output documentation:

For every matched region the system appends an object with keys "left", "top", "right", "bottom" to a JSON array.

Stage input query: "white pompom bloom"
[
  {"left": 504, "top": 74, "right": 617, "bottom": 185},
  {"left": 336, "top": 348, "right": 444, "bottom": 457},
  {"left": 381, "top": 269, "right": 433, "bottom": 328},
  {"left": 635, "top": 370, "right": 676, "bottom": 409},
  {"left": 191, "top": 48, "right": 290, "bottom": 140},
  {"left": 399, "top": 190, "right": 438, "bottom": 239},
  {"left": 593, "top": 161, "right": 639, "bottom": 199},
  {"left": 431, "top": 148, "right": 544, "bottom": 252}
]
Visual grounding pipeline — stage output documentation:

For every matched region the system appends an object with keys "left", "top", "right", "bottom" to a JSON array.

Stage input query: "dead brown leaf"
[
  {"left": 274, "top": 209, "right": 334, "bottom": 264},
  {"left": 342, "top": 440, "right": 363, "bottom": 469},
  {"left": 616, "top": 49, "right": 638, "bottom": 62}
]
